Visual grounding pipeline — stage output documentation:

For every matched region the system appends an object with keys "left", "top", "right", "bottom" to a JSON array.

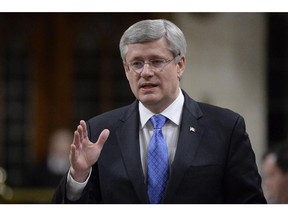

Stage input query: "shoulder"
[
  {"left": 183, "top": 92, "right": 244, "bottom": 131},
  {"left": 183, "top": 90, "right": 242, "bottom": 122},
  {"left": 85, "top": 101, "right": 138, "bottom": 139},
  {"left": 85, "top": 101, "right": 138, "bottom": 142},
  {"left": 87, "top": 102, "right": 137, "bottom": 127},
  {"left": 196, "top": 102, "right": 246, "bottom": 134},
  {"left": 198, "top": 102, "right": 240, "bottom": 119}
]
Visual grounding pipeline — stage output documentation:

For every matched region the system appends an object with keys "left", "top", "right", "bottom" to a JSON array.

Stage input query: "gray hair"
[{"left": 119, "top": 19, "right": 187, "bottom": 62}]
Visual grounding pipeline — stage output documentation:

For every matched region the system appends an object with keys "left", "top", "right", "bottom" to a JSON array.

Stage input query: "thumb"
[{"left": 96, "top": 129, "right": 110, "bottom": 148}]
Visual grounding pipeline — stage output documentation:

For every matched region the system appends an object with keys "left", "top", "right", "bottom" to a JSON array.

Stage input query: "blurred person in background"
[
  {"left": 262, "top": 143, "right": 288, "bottom": 204},
  {"left": 26, "top": 129, "right": 72, "bottom": 188}
]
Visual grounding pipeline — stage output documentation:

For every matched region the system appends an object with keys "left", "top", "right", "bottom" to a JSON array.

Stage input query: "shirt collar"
[{"left": 139, "top": 89, "right": 185, "bottom": 128}]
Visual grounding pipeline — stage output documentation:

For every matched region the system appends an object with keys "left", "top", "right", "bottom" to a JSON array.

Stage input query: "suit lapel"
[
  {"left": 116, "top": 102, "right": 150, "bottom": 203},
  {"left": 164, "top": 93, "right": 205, "bottom": 203},
  {"left": 114, "top": 93, "right": 204, "bottom": 203}
]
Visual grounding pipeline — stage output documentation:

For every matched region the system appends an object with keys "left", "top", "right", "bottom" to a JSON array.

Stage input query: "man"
[
  {"left": 262, "top": 144, "right": 288, "bottom": 203},
  {"left": 52, "top": 19, "right": 266, "bottom": 204}
]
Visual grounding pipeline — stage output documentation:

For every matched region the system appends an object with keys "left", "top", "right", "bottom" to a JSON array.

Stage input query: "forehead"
[{"left": 125, "top": 38, "right": 172, "bottom": 60}]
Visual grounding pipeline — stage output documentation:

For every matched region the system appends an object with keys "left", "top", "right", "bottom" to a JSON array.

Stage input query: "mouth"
[{"left": 139, "top": 82, "right": 158, "bottom": 90}]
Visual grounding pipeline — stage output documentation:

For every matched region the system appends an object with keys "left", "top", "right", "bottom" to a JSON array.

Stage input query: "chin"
[{"left": 138, "top": 94, "right": 160, "bottom": 106}]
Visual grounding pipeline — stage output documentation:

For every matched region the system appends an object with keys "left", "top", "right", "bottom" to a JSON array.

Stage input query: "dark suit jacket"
[{"left": 52, "top": 91, "right": 266, "bottom": 204}]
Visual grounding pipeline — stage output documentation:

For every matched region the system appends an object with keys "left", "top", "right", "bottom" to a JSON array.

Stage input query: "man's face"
[
  {"left": 262, "top": 154, "right": 286, "bottom": 203},
  {"left": 124, "top": 37, "right": 185, "bottom": 113}
]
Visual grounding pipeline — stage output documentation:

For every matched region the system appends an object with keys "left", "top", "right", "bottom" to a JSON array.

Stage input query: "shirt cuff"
[{"left": 66, "top": 168, "right": 92, "bottom": 201}]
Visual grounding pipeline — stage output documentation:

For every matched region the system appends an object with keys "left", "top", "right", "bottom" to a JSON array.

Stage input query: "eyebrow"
[{"left": 129, "top": 54, "right": 172, "bottom": 61}]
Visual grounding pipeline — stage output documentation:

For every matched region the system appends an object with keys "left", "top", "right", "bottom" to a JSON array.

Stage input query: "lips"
[{"left": 139, "top": 82, "right": 158, "bottom": 89}]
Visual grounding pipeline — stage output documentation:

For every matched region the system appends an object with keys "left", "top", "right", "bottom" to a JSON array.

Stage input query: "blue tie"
[{"left": 147, "top": 114, "right": 169, "bottom": 204}]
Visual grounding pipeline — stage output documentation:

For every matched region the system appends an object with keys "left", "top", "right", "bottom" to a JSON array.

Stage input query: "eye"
[
  {"left": 131, "top": 61, "right": 144, "bottom": 69},
  {"left": 150, "top": 59, "right": 166, "bottom": 68}
]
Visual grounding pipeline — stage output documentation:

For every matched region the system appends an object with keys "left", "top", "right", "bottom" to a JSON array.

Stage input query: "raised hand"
[{"left": 69, "top": 120, "right": 110, "bottom": 182}]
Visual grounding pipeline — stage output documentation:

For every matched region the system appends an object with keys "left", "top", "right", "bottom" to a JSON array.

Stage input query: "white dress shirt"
[
  {"left": 66, "top": 89, "right": 184, "bottom": 201},
  {"left": 139, "top": 90, "right": 184, "bottom": 181}
]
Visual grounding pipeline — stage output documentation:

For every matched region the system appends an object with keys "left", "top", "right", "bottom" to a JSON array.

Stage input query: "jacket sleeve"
[{"left": 51, "top": 165, "right": 102, "bottom": 204}]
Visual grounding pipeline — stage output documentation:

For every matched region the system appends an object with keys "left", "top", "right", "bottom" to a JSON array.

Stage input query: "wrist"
[{"left": 70, "top": 167, "right": 90, "bottom": 183}]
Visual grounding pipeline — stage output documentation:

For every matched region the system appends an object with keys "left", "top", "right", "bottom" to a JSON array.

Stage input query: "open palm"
[{"left": 70, "top": 120, "right": 110, "bottom": 182}]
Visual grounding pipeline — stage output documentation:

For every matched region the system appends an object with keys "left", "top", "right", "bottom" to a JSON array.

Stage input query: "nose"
[{"left": 140, "top": 63, "right": 154, "bottom": 77}]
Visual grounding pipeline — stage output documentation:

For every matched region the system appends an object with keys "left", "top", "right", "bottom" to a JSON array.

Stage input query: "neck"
[{"left": 144, "top": 89, "right": 181, "bottom": 114}]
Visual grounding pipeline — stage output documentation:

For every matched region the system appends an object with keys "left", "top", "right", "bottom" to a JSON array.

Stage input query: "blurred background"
[{"left": 0, "top": 12, "right": 287, "bottom": 203}]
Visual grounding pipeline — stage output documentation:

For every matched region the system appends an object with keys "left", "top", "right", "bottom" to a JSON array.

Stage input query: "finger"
[
  {"left": 80, "top": 120, "right": 88, "bottom": 139},
  {"left": 77, "top": 124, "right": 84, "bottom": 141},
  {"left": 70, "top": 144, "right": 77, "bottom": 165},
  {"left": 73, "top": 130, "right": 80, "bottom": 148},
  {"left": 96, "top": 129, "right": 110, "bottom": 148},
  {"left": 72, "top": 130, "right": 77, "bottom": 145}
]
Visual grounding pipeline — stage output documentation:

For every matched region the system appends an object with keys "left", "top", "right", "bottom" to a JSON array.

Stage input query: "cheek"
[
  {"left": 126, "top": 75, "right": 138, "bottom": 92},
  {"left": 163, "top": 73, "right": 179, "bottom": 88}
]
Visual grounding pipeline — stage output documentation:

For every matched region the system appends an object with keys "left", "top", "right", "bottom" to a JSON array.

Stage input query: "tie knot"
[{"left": 150, "top": 114, "right": 167, "bottom": 129}]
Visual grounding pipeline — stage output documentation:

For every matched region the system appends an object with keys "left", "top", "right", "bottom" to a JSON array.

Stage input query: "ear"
[
  {"left": 123, "top": 63, "right": 130, "bottom": 80},
  {"left": 176, "top": 55, "right": 186, "bottom": 80}
]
